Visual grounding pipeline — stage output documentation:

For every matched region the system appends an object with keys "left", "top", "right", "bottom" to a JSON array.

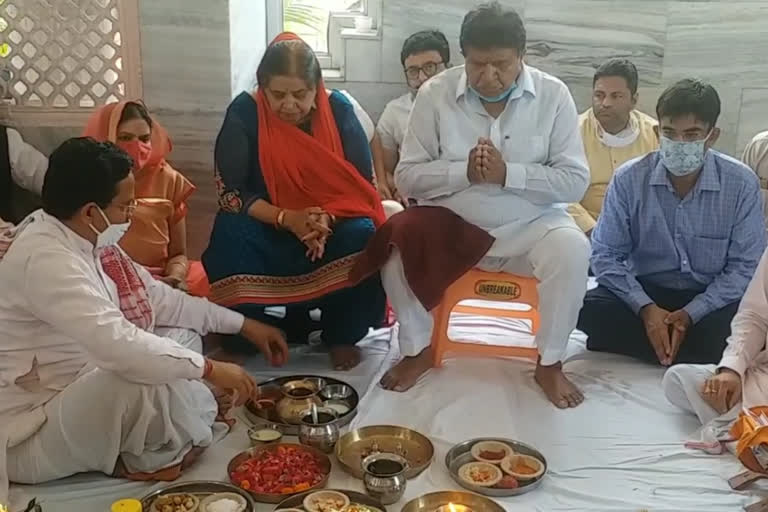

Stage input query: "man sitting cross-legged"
[
  {"left": 578, "top": 79, "right": 766, "bottom": 367},
  {"left": 0, "top": 137, "right": 289, "bottom": 505}
]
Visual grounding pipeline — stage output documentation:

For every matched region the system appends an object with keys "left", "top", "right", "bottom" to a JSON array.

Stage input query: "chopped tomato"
[{"left": 231, "top": 445, "right": 325, "bottom": 495}]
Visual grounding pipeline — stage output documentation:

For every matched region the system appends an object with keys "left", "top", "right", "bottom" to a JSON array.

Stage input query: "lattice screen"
[{"left": 0, "top": 0, "right": 129, "bottom": 108}]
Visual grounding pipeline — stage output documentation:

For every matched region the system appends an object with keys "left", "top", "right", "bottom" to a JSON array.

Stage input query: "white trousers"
[
  {"left": 662, "top": 364, "right": 739, "bottom": 425},
  {"left": 6, "top": 328, "right": 217, "bottom": 485},
  {"left": 382, "top": 226, "right": 590, "bottom": 365}
]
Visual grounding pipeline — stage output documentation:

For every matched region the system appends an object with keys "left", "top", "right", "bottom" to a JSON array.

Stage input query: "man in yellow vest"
[{"left": 568, "top": 59, "right": 658, "bottom": 234}]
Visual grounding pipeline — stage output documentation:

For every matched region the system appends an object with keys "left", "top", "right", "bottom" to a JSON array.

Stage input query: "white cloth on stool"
[{"left": 382, "top": 225, "right": 589, "bottom": 365}]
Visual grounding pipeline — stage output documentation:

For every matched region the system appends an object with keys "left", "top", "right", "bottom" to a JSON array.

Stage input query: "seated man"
[
  {"left": 579, "top": 79, "right": 766, "bottom": 367},
  {"left": 376, "top": 29, "right": 450, "bottom": 203},
  {"left": 742, "top": 130, "right": 768, "bottom": 223},
  {"left": 0, "top": 125, "right": 48, "bottom": 228},
  {"left": 378, "top": 3, "right": 591, "bottom": 408},
  {"left": 568, "top": 58, "right": 658, "bottom": 234},
  {"left": 0, "top": 138, "right": 288, "bottom": 505},
  {"left": 663, "top": 247, "right": 768, "bottom": 426}
]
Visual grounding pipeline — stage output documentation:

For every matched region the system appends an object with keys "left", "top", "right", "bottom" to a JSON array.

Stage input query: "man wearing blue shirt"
[{"left": 578, "top": 79, "right": 766, "bottom": 366}]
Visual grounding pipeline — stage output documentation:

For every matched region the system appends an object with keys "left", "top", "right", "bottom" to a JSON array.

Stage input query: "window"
[
  {"left": 0, "top": 0, "right": 141, "bottom": 110},
  {"left": 283, "top": 0, "right": 362, "bottom": 53}
]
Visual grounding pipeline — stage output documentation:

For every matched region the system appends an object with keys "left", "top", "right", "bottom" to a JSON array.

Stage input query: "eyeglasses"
[{"left": 404, "top": 61, "right": 444, "bottom": 81}]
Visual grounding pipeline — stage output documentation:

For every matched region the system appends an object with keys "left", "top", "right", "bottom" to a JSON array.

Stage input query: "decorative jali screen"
[{"left": 0, "top": 0, "right": 141, "bottom": 110}]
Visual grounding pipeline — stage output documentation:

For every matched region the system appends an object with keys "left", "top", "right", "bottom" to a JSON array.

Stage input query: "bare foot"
[
  {"left": 534, "top": 361, "right": 584, "bottom": 409},
  {"left": 380, "top": 347, "right": 432, "bottom": 392},
  {"left": 330, "top": 345, "right": 362, "bottom": 370}
]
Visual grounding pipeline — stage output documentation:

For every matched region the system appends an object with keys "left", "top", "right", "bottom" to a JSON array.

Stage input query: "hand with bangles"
[{"left": 283, "top": 207, "right": 334, "bottom": 262}]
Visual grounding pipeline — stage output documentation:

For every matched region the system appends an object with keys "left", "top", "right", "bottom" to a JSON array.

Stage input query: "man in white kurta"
[
  {"left": 663, "top": 248, "right": 768, "bottom": 426},
  {"left": 379, "top": 4, "right": 590, "bottom": 408},
  {"left": 0, "top": 138, "right": 287, "bottom": 508}
]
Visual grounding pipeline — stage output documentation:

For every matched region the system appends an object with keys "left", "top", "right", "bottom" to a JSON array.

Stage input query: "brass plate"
[
  {"left": 273, "top": 489, "right": 385, "bottom": 511},
  {"left": 244, "top": 374, "right": 359, "bottom": 436},
  {"left": 401, "top": 491, "right": 505, "bottom": 512},
  {"left": 140, "top": 481, "right": 255, "bottom": 512},
  {"left": 227, "top": 443, "right": 331, "bottom": 504},
  {"left": 335, "top": 425, "right": 434, "bottom": 479}
]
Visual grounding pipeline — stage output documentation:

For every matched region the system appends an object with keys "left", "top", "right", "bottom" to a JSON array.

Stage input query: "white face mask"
[
  {"left": 89, "top": 207, "right": 131, "bottom": 249},
  {"left": 599, "top": 125, "right": 640, "bottom": 148},
  {"left": 659, "top": 133, "right": 712, "bottom": 177}
]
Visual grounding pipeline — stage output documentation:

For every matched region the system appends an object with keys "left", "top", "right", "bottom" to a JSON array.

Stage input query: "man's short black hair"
[
  {"left": 593, "top": 58, "right": 639, "bottom": 96},
  {"left": 401, "top": 30, "right": 450, "bottom": 66},
  {"left": 42, "top": 137, "right": 133, "bottom": 220},
  {"left": 460, "top": 2, "right": 526, "bottom": 55},
  {"left": 656, "top": 78, "right": 721, "bottom": 129}
]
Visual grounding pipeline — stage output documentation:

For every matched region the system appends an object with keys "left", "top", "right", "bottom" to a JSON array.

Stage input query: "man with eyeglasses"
[
  {"left": 375, "top": 3, "right": 591, "bottom": 409},
  {"left": 579, "top": 79, "right": 766, "bottom": 368},
  {"left": 376, "top": 30, "right": 450, "bottom": 203}
]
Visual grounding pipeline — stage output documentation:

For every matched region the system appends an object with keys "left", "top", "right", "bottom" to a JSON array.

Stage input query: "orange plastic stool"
[{"left": 431, "top": 269, "right": 540, "bottom": 367}]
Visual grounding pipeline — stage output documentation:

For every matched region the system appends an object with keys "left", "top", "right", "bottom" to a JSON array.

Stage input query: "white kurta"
[
  {"left": 664, "top": 247, "right": 768, "bottom": 424},
  {"left": 0, "top": 211, "right": 244, "bottom": 505},
  {"left": 0, "top": 127, "right": 49, "bottom": 228},
  {"left": 387, "top": 65, "right": 591, "bottom": 364}
]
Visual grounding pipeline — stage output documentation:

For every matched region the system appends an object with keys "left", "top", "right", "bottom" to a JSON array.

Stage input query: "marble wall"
[{"left": 336, "top": 0, "right": 768, "bottom": 159}]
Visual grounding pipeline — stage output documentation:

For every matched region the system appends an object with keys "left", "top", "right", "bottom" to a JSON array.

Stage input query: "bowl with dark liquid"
[
  {"left": 275, "top": 380, "right": 322, "bottom": 425},
  {"left": 298, "top": 408, "right": 339, "bottom": 453},
  {"left": 362, "top": 453, "right": 409, "bottom": 505}
]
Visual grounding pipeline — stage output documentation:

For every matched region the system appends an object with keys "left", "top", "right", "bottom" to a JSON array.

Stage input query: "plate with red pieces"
[{"left": 228, "top": 444, "right": 331, "bottom": 503}]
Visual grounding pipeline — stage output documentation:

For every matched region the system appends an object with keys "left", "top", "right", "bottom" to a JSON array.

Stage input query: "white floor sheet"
[{"left": 9, "top": 314, "right": 767, "bottom": 511}]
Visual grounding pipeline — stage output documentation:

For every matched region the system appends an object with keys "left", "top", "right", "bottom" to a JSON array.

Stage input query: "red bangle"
[{"left": 203, "top": 358, "right": 213, "bottom": 378}]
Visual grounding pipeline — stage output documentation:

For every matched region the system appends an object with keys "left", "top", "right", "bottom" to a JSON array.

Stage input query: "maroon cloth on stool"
[{"left": 350, "top": 206, "right": 495, "bottom": 311}]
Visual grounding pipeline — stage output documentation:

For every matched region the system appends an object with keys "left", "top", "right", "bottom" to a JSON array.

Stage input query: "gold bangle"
[{"left": 276, "top": 209, "right": 286, "bottom": 228}]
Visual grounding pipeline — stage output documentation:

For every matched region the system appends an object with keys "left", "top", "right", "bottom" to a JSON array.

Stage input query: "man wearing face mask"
[
  {"left": 376, "top": 30, "right": 450, "bottom": 203},
  {"left": 579, "top": 79, "right": 766, "bottom": 367},
  {"left": 568, "top": 59, "right": 658, "bottom": 234},
  {"left": 364, "top": 2, "right": 591, "bottom": 409},
  {"left": 0, "top": 137, "right": 289, "bottom": 504}
]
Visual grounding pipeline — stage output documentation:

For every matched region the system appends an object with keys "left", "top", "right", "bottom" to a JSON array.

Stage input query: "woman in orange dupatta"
[
  {"left": 203, "top": 33, "right": 385, "bottom": 369},
  {"left": 83, "top": 101, "right": 210, "bottom": 296}
]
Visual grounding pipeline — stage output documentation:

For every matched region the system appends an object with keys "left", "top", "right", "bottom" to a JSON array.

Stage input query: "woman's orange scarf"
[
  {"left": 82, "top": 99, "right": 173, "bottom": 177},
  {"left": 256, "top": 32, "right": 385, "bottom": 227}
]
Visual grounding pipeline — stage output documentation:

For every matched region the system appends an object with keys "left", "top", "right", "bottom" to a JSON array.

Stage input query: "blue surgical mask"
[
  {"left": 659, "top": 133, "right": 711, "bottom": 177},
  {"left": 470, "top": 83, "right": 517, "bottom": 103}
]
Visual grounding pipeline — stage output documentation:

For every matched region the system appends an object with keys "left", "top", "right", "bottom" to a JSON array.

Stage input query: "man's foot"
[
  {"left": 380, "top": 348, "right": 432, "bottom": 392},
  {"left": 330, "top": 345, "right": 362, "bottom": 371},
  {"left": 534, "top": 361, "right": 584, "bottom": 409}
]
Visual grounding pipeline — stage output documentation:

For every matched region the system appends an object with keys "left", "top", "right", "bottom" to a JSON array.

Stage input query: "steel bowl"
[
  {"left": 245, "top": 375, "right": 359, "bottom": 436},
  {"left": 445, "top": 438, "right": 547, "bottom": 497},
  {"left": 320, "top": 383, "right": 353, "bottom": 400},
  {"left": 140, "top": 481, "right": 256, "bottom": 512},
  {"left": 227, "top": 443, "right": 331, "bottom": 504},
  {"left": 400, "top": 491, "right": 505, "bottom": 512},
  {"left": 336, "top": 425, "right": 434, "bottom": 479},
  {"left": 273, "top": 489, "right": 386, "bottom": 511}
]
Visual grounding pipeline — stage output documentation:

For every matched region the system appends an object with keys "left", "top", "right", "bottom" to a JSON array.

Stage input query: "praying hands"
[
  {"left": 467, "top": 137, "right": 507, "bottom": 186},
  {"left": 640, "top": 304, "right": 692, "bottom": 366},
  {"left": 283, "top": 207, "right": 333, "bottom": 262}
]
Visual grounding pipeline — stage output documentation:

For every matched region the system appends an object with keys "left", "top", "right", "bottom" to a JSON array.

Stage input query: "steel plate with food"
[
  {"left": 228, "top": 443, "right": 332, "bottom": 503},
  {"left": 140, "top": 481, "right": 255, "bottom": 512},
  {"left": 273, "top": 489, "right": 385, "bottom": 512},
  {"left": 336, "top": 425, "right": 434, "bottom": 479},
  {"left": 400, "top": 491, "right": 505, "bottom": 512},
  {"left": 445, "top": 438, "right": 547, "bottom": 497},
  {"left": 245, "top": 375, "right": 359, "bottom": 434}
]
